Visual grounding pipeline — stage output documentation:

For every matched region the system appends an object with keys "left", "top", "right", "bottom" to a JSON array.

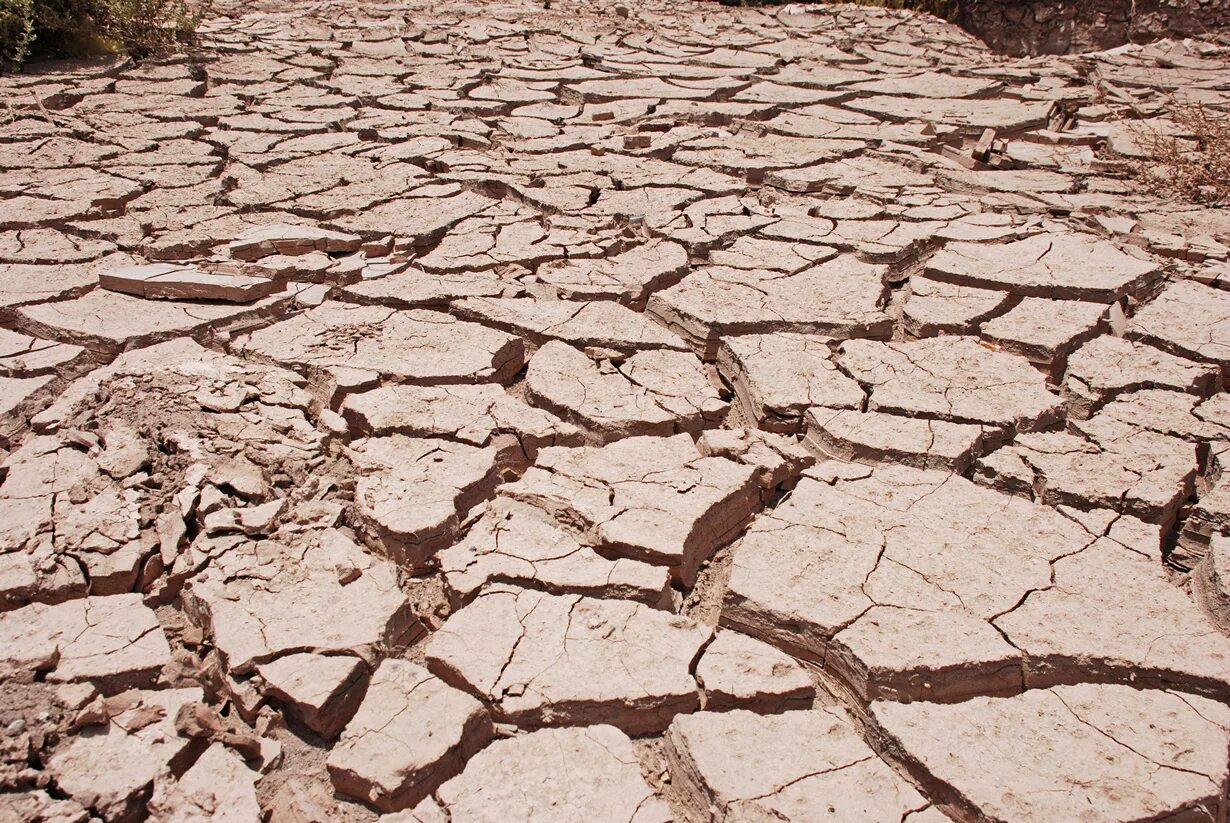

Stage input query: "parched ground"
[{"left": 3, "top": 0, "right": 1230, "bottom": 820}]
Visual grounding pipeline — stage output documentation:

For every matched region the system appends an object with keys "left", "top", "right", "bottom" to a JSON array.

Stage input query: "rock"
[
  {"left": 438, "top": 497, "right": 673, "bottom": 609},
  {"left": 347, "top": 436, "right": 501, "bottom": 568},
  {"left": 256, "top": 653, "right": 368, "bottom": 739},
  {"left": 647, "top": 256, "right": 892, "bottom": 360},
  {"left": 232, "top": 301, "right": 525, "bottom": 401},
  {"left": 695, "top": 631, "right": 814, "bottom": 712},
  {"left": 666, "top": 709, "right": 927, "bottom": 821},
  {"left": 427, "top": 588, "right": 711, "bottom": 734},
  {"left": 0, "top": 595, "right": 171, "bottom": 694},
  {"left": 525, "top": 341, "right": 727, "bottom": 443},
  {"left": 837, "top": 336, "right": 1063, "bottom": 431},
  {"left": 327, "top": 660, "right": 493, "bottom": 813},
  {"left": 924, "top": 234, "right": 1160, "bottom": 302},
  {"left": 434, "top": 725, "right": 670, "bottom": 823},
  {"left": 148, "top": 742, "right": 261, "bottom": 822},
  {"left": 500, "top": 434, "right": 761, "bottom": 585},
  {"left": 716, "top": 333, "right": 863, "bottom": 433},
  {"left": 99, "top": 263, "right": 284, "bottom": 303},
  {"left": 872, "top": 684, "right": 1230, "bottom": 823}
]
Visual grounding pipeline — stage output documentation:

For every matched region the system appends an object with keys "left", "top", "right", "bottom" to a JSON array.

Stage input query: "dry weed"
[{"left": 1122, "top": 99, "right": 1230, "bottom": 207}]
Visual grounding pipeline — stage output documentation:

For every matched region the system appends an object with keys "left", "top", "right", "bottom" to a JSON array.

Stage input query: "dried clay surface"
[{"left": 2, "top": 0, "right": 1230, "bottom": 821}]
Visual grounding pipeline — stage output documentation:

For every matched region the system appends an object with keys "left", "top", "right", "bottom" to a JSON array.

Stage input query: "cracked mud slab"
[
  {"left": 15, "top": 287, "right": 292, "bottom": 357},
  {"left": 724, "top": 464, "right": 1230, "bottom": 704},
  {"left": 975, "top": 415, "right": 1198, "bottom": 524},
  {"left": 47, "top": 687, "right": 205, "bottom": 821},
  {"left": 902, "top": 277, "right": 1013, "bottom": 337},
  {"left": 872, "top": 684, "right": 1230, "bottom": 823},
  {"left": 429, "top": 725, "right": 671, "bottom": 823},
  {"left": 717, "top": 332, "right": 864, "bottom": 433},
  {"left": 0, "top": 337, "right": 324, "bottom": 609},
  {"left": 693, "top": 630, "right": 814, "bottom": 713},
  {"left": 499, "top": 434, "right": 763, "bottom": 586},
  {"left": 1062, "top": 334, "right": 1220, "bottom": 419},
  {"left": 327, "top": 659, "right": 493, "bottom": 812},
  {"left": 0, "top": 595, "right": 171, "bottom": 694},
  {"left": 182, "top": 527, "right": 422, "bottom": 676},
  {"left": 426, "top": 587, "right": 711, "bottom": 734},
  {"left": 439, "top": 497, "right": 673, "bottom": 610},
  {"left": 340, "top": 382, "right": 582, "bottom": 468},
  {"left": 805, "top": 407, "right": 994, "bottom": 473},
  {"left": 525, "top": 341, "right": 728, "bottom": 443},
  {"left": 924, "top": 234, "right": 1161, "bottom": 302},
  {"left": 232, "top": 301, "right": 525, "bottom": 400},
  {"left": 837, "top": 335, "right": 1064, "bottom": 431},
  {"left": 646, "top": 256, "right": 893, "bottom": 359},
  {"left": 347, "top": 435, "right": 502, "bottom": 568},
  {"left": 1130, "top": 279, "right": 1230, "bottom": 372},
  {"left": 667, "top": 708, "right": 930, "bottom": 821}
]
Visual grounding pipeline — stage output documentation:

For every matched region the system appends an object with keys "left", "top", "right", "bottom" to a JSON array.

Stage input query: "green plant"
[
  {"left": 0, "top": 0, "right": 34, "bottom": 66},
  {"left": 95, "top": 0, "right": 197, "bottom": 59},
  {"left": 0, "top": 0, "right": 196, "bottom": 68}
]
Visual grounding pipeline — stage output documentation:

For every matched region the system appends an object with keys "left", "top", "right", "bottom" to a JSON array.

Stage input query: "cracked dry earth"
[{"left": 4, "top": 2, "right": 1230, "bottom": 823}]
